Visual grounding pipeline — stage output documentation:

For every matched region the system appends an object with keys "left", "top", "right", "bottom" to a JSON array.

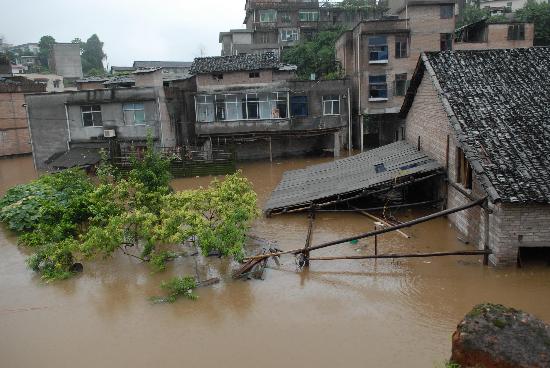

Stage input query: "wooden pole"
[
  {"left": 304, "top": 207, "right": 316, "bottom": 267},
  {"left": 308, "top": 250, "right": 491, "bottom": 261},
  {"left": 269, "top": 137, "right": 273, "bottom": 163},
  {"left": 374, "top": 224, "right": 378, "bottom": 256},
  {"left": 353, "top": 207, "right": 410, "bottom": 239},
  {"left": 245, "top": 197, "right": 487, "bottom": 261}
]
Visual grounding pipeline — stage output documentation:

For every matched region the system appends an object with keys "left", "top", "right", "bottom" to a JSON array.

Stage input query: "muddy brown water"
[{"left": 1, "top": 155, "right": 550, "bottom": 368}]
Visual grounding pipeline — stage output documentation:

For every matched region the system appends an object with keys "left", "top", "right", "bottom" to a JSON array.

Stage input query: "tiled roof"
[
  {"left": 133, "top": 61, "right": 192, "bottom": 68},
  {"left": 423, "top": 48, "right": 550, "bottom": 204},
  {"left": 190, "top": 53, "right": 297, "bottom": 74}
]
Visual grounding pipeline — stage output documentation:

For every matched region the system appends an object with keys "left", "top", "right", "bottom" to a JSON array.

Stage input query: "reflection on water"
[{"left": 1, "top": 155, "right": 550, "bottom": 368}]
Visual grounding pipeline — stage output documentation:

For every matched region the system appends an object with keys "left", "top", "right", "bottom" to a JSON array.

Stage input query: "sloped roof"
[
  {"left": 190, "top": 53, "right": 297, "bottom": 74},
  {"left": 49, "top": 148, "right": 101, "bottom": 169},
  {"left": 265, "top": 141, "right": 442, "bottom": 215},
  {"left": 133, "top": 61, "right": 192, "bottom": 68},
  {"left": 404, "top": 47, "right": 550, "bottom": 204}
]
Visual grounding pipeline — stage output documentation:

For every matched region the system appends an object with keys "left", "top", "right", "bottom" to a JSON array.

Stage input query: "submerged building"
[
  {"left": 401, "top": 47, "right": 550, "bottom": 266},
  {"left": 180, "top": 53, "right": 351, "bottom": 160}
]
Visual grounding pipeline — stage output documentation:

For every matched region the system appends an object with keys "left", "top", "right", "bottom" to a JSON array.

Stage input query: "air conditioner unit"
[{"left": 103, "top": 129, "right": 116, "bottom": 138}]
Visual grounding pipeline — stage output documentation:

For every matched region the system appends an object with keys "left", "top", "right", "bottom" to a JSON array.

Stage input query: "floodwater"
[{"left": 1, "top": 155, "right": 550, "bottom": 368}]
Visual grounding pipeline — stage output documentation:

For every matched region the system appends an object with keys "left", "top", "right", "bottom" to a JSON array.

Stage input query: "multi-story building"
[
  {"left": 335, "top": 0, "right": 533, "bottom": 150},
  {"left": 48, "top": 43, "right": 83, "bottom": 84},
  {"left": 166, "top": 53, "right": 351, "bottom": 160},
  {"left": 220, "top": 0, "right": 384, "bottom": 56},
  {"left": 25, "top": 69, "right": 175, "bottom": 169}
]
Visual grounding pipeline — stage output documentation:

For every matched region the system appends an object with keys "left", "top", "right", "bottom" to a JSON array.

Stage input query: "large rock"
[{"left": 451, "top": 303, "right": 550, "bottom": 368}]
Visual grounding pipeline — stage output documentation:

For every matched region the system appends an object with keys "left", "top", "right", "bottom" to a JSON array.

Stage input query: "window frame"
[
  {"left": 123, "top": 102, "right": 146, "bottom": 125},
  {"left": 299, "top": 10, "right": 320, "bottom": 22},
  {"left": 322, "top": 95, "right": 341, "bottom": 116},
  {"left": 394, "top": 73, "right": 408, "bottom": 97},
  {"left": 395, "top": 34, "right": 409, "bottom": 59},
  {"left": 456, "top": 147, "right": 473, "bottom": 189},
  {"left": 440, "top": 4, "right": 454, "bottom": 19},
  {"left": 249, "top": 71, "right": 260, "bottom": 78},
  {"left": 290, "top": 95, "right": 309, "bottom": 117},
  {"left": 368, "top": 36, "right": 389, "bottom": 63},
  {"left": 280, "top": 29, "right": 299, "bottom": 42},
  {"left": 368, "top": 75, "right": 388, "bottom": 101},
  {"left": 259, "top": 9, "right": 277, "bottom": 23},
  {"left": 81, "top": 105, "right": 103, "bottom": 127},
  {"left": 507, "top": 24, "right": 525, "bottom": 40}
]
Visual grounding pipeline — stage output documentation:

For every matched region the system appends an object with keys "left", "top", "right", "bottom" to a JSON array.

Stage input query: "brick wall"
[
  {"left": 455, "top": 23, "right": 534, "bottom": 50},
  {"left": 0, "top": 92, "right": 32, "bottom": 156}
]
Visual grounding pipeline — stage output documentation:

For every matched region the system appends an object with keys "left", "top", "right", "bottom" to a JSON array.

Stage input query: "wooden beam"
[{"left": 308, "top": 250, "right": 491, "bottom": 261}]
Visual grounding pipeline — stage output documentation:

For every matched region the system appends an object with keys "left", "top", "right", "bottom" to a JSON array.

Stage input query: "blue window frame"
[
  {"left": 369, "top": 75, "right": 388, "bottom": 99},
  {"left": 291, "top": 96, "right": 308, "bottom": 117},
  {"left": 368, "top": 36, "right": 388, "bottom": 62}
]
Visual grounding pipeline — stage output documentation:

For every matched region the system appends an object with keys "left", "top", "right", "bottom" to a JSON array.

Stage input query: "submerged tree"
[{"left": 0, "top": 139, "right": 258, "bottom": 282}]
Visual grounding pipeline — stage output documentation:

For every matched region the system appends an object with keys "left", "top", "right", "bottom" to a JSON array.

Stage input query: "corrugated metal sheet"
[{"left": 265, "top": 141, "right": 442, "bottom": 214}]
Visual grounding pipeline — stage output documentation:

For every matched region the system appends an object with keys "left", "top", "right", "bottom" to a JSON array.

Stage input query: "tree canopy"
[
  {"left": 81, "top": 34, "right": 106, "bottom": 75},
  {"left": 38, "top": 35, "right": 55, "bottom": 68},
  {"left": 281, "top": 28, "right": 344, "bottom": 80},
  {"left": 516, "top": 0, "right": 550, "bottom": 45},
  {"left": 0, "top": 138, "right": 258, "bottom": 282}
]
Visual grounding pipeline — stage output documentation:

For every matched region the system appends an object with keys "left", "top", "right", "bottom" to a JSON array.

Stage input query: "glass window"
[
  {"left": 508, "top": 24, "right": 525, "bottom": 40},
  {"left": 395, "top": 35, "right": 408, "bottom": 58},
  {"left": 440, "top": 33, "right": 453, "bottom": 51},
  {"left": 440, "top": 5, "right": 454, "bottom": 19},
  {"left": 259, "top": 9, "right": 277, "bottom": 22},
  {"left": 369, "top": 75, "right": 387, "bottom": 99},
  {"left": 272, "top": 92, "right": 288, "bottom": 119},
  {"left": 196, "top": 95, "right": 214, "bottom": 122},
  {"left": 299, "top": 11, "right": 319, "bottom": 22},
  {"left": 323, "top": 95, "right": 340, "bottom": 115},
  {"left": 280, "top": 12, "right": 291, "bottom": 23},
  {"left": 280, "top": 29, "right": 299, "bottom": 42},
  {"left": 224, "top": 94, "right": 243, "bottom": 121},
  {"left": 368, "top": 36, "right": 388, "bottom": 62},
  {"left": 249, "top": 72, "right": 260, "bottom": 78},
  {"left": 81, "top": 105, "right": 102, "bottom": 127},
  {"left": 243, "top": 94, "right": 260, "bottom": 120},
  {"left": 123, "top": 103, "right": 145, "bottom": 124},
  {"left": 394, "top": 73, "right": 408, "bottom": 97},
  {"left": 291, "top": 96, "right": 308, "bottom": 117}
]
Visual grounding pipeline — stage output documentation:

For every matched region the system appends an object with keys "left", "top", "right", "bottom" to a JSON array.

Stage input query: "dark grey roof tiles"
[
  {"left": 190, "top": 53, "right": 296, "bottom": 74},
  {"left": 425, "top": 47, "right": 550, "bottom": 204}
]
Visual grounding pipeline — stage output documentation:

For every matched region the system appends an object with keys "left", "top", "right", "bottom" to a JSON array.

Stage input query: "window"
[
  {"left": 243, "top": 94, "right": 260, "bottom": 119},
  {"left": 291, "top": 96, "right": 308, "bottom": 117},
  {"left": 440, "top": 4, "right": 454, "bottom": 19},
  {"left": 272, "top": 92, "right": 288, "bottom": 119},
  {"left": 506, "top": 2, "right": 512, "bottom": 11},
  {"left": 394, "top": 73, "right": 408, "bottom": 97},
  {"left": 53, "top": 80, "right": 60, "bottom": 88},
  {"left": 213, "top": 73, "right": 223, "bottom": 80},
  {"left": 508, "top": 24, "right": 525, "bottom": 40},
  {"left": 323, "top": 95, "right": 340, "bottom": 115},
  {"left": 280, "top": 29, "right": 299, "bottom": 42},
  {"left": 249, "top": 72, "right": 260, "bottom": 78},
  {"left": 259, "top": 9, "right": 277, "bottom": 22},
  {"left": 280, "top": 12, "right": 291, "bottom": 23},
  {"left": 123, "top": 103, "right": 145, "bottom": 124},
  {"left": 395, "top": 35, "right": 409, "bottom": 58},
  {"left": 81, "top": 105, "right": 102, "bottom": 127},
  {"left": 369, "top": 75, "right": 387, "bottom": 100},
  {"left": 197, "top": 95, "right": 215, "bottom": 122},
  {"left": 440, "top": 33, "right": 453, "bottom": 51},
  {"left": 215, "top": 98, "right": 226, "bottom": 121},
  {"left": 299, "top": 10, "right": 319, "bottom": 22},
  {"left": 368, "top": 36, "right": 388, "bottom": 62},
  {"left": 456, "top": 147, "right": 473, "bottom": 189}
]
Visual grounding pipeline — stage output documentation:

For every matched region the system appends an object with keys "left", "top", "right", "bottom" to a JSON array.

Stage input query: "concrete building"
[
  {"left": 220, "top": 0, "right": 385, "bottom": 56},
  {"left": 400, "top": 47, "right": 550, "bottom": 266},
  {"left": 23, "top": 73, "right": 67, "bottom": 92},
  {"left": 0, "top": 77, "right": 46, "bottom": 157},
  {"left": 48, "top": 43, "right": 83, "bottom": 84},
  {"left": 25, "top": 69, "right": 175, "bottom": 169},
  {"left": 335, "top": 0, "right": 533, "bottom": 151},
  {"left": 176, "top": 53, "right": 351, "bottom": 160}
]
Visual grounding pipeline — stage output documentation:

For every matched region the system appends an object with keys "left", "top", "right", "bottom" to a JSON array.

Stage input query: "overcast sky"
[{"left": 1, "top": 0, "right": 244, "bottom": 67}]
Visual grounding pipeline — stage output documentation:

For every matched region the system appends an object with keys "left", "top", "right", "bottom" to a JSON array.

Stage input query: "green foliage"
[
  {"left": 516, "top": 0, "right": 550, "bottom": 45},
  {"left": 38, "top": 35, "right": 55, "bottom": 67},
  {"left": 150, "top": 276, "right": 198, "bottom": 303},
  {"left": 456, "top": 4, "right": 489, "bottom": 28},
  {"left": 282, "top": 28, "right": 344, "bottom": 80},
  {"left": 1, "top": 139, "right": 258, "bottom": 282},
  {"left": 81, "top": 34, "right": 106, "bottom": 75}
]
